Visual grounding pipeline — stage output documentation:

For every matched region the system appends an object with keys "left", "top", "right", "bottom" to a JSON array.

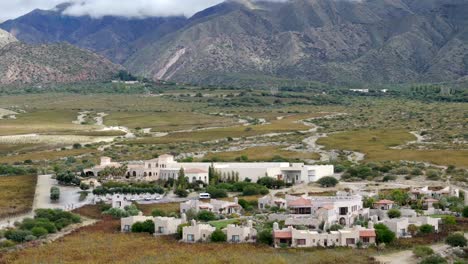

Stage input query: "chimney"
[
  {"left": 273, "top": 222, "right": 279, "bottom": 230},
  {"left": 181, "top": 213, "right": 187, "bottom": 223}
]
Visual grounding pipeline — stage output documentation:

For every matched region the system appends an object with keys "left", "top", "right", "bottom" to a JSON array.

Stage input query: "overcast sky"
[{"left": 0, "top": 0, "right": 288, "bottom": 22}]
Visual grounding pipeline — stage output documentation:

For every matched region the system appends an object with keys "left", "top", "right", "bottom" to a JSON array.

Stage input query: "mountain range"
[
  {"left": 0, "top": 29, "right": 121, "bottom": 85},
  {"left": 1, "top": 0, "right": 468, "bottom": 86}
]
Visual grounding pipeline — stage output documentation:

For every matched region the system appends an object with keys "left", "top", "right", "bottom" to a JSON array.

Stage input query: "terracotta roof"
[
  {"left": 359, "top": 230, "right": 376, "bottom": 237},
  {"left": 274, "top": 230, "right": 292, "bottom": 239},
  {"left": 185, "top": 168, "right": 208, "bottom": 174},
  {"left": 288, "top": 197, "right": 312, "bottom": 207},
  {"left": 374, "top": 199, "right": 394, "bottom": 205}
]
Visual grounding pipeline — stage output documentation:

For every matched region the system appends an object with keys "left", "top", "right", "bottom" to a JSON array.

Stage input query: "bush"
[
  {"left": 175, "top": 188, "right": 188, "bottom": 198},
  {"left": 374, "top": 223, "right": 396, "bottom": 244},
  {"left": 329, "top": 224, "right": 343, "bottom": 231},
  {"left": 413, "top": 246, "right": 434, "bottom": 258},
  {"left": 317, "top": 177, "right": 339, "bottom": 187},
  {"left": 0, "top": 240, "right": 15, "bottom": 248},
  {"left": 206, "top": 186, "right": 228, "bottom": 198},
  {"left": 446, "top": 233, "right": 467, "bottom": 247},
  {"left": 257, "top": 229, "right": 273, "bottom": 245},
  {"left": 382, "top": 175, "right": 397, "bottom": 182},
  {"left": 31, "top": 227, "right": 48, "bottom": 237},
  {"left": 426, "top": 170, "right": 440, "bottom": 180},
  {"left": 5, "top": 229, "right": 33, "bottom": 243},
  {"left": 151, "top": 209, "right": 166, "bottom": 217},
  {"left": 102, "top": 208, "right": 128, "bottom": 219},
  {"left": 210, "top": 229, "right": 227, "bottom": 242},
  {"left": 419, "top": 254, "right": 447, "bottom": 264},
  {"left": 387, "top": 209, "right": 401, "bottom": 218},
  {"left": 242, "top": 185, "right": 259, "bottom": 196},
  {"left": 176, "top": 223, "right": 190, "bottom": 239},
  {"left": 419, "top": 224, "right": 434, "bottom": 234},
  {"left": 462, "top": 206, "right": 468, "bottom": 218},
  {"left": 197, "top": 210, "right": 216, "bottom": 222},
  {"left": 50, "top": 187, "right": 60, "bottom": 201},
  {"left": 131, "top": 220, "right": 155, "bottom": 234}
]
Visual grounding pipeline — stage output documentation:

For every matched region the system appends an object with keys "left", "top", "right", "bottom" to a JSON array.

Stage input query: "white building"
[
  {"left": 226, "top": 220, "right": 257, "bottom": 243},
  {"left": 85, "top": 155, "right": 334, "bottom": 185},
  {"left": 180, "top": 199, "right": 241, "bottom": 215},
  {"left": 154, "top": 215, "right": 186, "bottom": 235},
  {"left": 382, "top": 216, "right": 440, "bottom": 238},
  {"left": 182, "top": 220, "right": 216, "bottom": 243},
  {"left": 112, "top": 194, "right": 132, "bottom": 209},
  {"left": 121, "top": 213, "right": 153, "bottom": 232}
]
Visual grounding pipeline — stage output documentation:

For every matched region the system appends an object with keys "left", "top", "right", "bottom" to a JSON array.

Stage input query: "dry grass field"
[
  {"left": 0, "top": 175, "right": 36, "bottom": 218},
  {"left": 201, "top": 146, "right": 320, "bottom": 161},
  {"left": 0, "top": 148, "right": 96, "bottom": 164},
  {"left": 318, "top": 129, "right": 468, "bottom": 167},
  {"left": 0, "top": 220, "right": 376, "bottom": 264},
  {"left": 133, "top": 113, "right": 324, "bottom": 144},
  {"left": 136, "top": 203, "right": 180, "bottom": 216},
  {"left": 104, "top": 111, "right": 237, "bottom": 131}
]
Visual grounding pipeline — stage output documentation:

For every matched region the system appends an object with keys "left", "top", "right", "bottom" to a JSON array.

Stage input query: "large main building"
[{"left": 85, "top": 154, "right": 334, "bottom": 184}]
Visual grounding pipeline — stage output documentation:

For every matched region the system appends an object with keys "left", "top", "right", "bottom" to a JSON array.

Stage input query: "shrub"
[
  {"left": 446, "top": 233, "right": 467, "bottom": 247},
  {"left": 382, "top": 175, "right": 397, "bottom": 182},
  {"left": 419, "top": 254, "right": 447, "bottom": 264},
  {"left": 197, "top": 211, "right": 216, "bottom": 222},
  {"left": 411, "top": 168, "right": 423, "bottom": 176},
  {"left": 5, "top": 229, "right": 33, "bottom": 243},
  {"left": 419, "top": 224, "right": 434, "bottom": 234},
  {"left": 206, "top": 186, "right": 227, "bottom": 198},
  {"left": 151, "top": 209, "right": 166, "bottom": 217},
  {"left": 329, "top": 224, "right": 343, "bottom": 231},
  {"left": 131, "top": 220, "right": 155, "bottom": 234},
  {"left": 387, "top": 209, "right": 401, "bottom": 219},
  {"left": 210, "top": 229, "right": 227, "bottom": 242},
  {"left": 257, "top": 229, "right": 273, "bottom": 245},
  {"left": 176, "top": 223, "right": 190, "bottom": 239},
  {"left": 175, "top": 188, "right": 188, "bottom": 198},
  {"left": 413, "top": 246, "right": 434, "bottom": 258},
  {"left": 242, "top": 185, "right": 260, "bottom": 196},
  {"left": 317, "top": 177, "right": 339, "bottom": 187},
  {"left": 462, "top": 206, "right": 468, "bottom": 218},
  {"left": 374, "top": 223, "right": 396, "bottom": 244},
  {"left": 102, "top": 208, "right": 128, "bottom": 219},
  {"left": 426, "top": 170, "right": 440, "bottom": 180},
  {"left": 0, "top": 240, "right": 15, "bottom": 248},
  {"left": 31, "top": 227, "right": 48, "bottom": 237},
  {"left": 50, "top": 187, "right": 60, "bottom": 201}
]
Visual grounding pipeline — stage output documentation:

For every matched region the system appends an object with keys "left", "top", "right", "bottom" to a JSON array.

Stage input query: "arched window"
[
  {"left": 133, "top": 171, "right": 136, "bottom": 177},
  {"left": 149, "top": 172, "right": 152, "bottom": 176}
]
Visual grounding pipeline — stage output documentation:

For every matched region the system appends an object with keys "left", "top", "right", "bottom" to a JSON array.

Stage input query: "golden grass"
[
  {"left": 0, "top": 110, "right": 94, "bottom": 136},
  {"left": 0, "top": 220, "right": 375, "bottom": 264},
  {"left": 136, "top": 203, "right": 180, "bottom": 216},
  {"left": 201, "top": 146, "right": 320, "bottom": 161},
  {"left": 133, "top": 113, "right": 324, "bottom": 144},
  {"left": 0, "top": 175, "right": 36, "bottom": 218},
  {"left": 318, "top": 129, "right": 468, "bottom": 167},
  {"left": 105, "top": 111, "right": 236, "bottom": 131},
  {"left": 0, "top": 148, "right": 96, "bottom": 164}
]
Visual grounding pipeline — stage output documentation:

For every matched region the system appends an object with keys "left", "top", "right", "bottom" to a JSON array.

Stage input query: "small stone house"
[
  {"left": 182, "top": 220, "right": 216, "bottom": 243},
  {"left": 112, "top": 194, "right": 132, "bottom": 209},
  {"left": 121, "top": 213, "right": 153, "bottom": 232},
  {"left": 154, "top": 214, "right": 187, "bottom": 235},
  {"left": 226, "top": 220, "right": 257, "bottom": 243}
]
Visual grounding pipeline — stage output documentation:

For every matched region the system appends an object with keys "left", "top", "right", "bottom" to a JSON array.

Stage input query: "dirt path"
[{"left": 374, "top": 243, "right": 450, "bottom": 264}]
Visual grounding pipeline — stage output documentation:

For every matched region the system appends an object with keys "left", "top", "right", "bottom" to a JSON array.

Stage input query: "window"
[
  {"left": 158, "top": 227, "right": 165, "bottom": 233},
  {"left": 148, "top": 164, "right": 151, "bottom": 168},
  {"left": 124, "top": 225, "right": 130, "bottom": 231},
  {"left": 232, "top": 235, "right": 240, "bottom": 242},
  {"left": 362, "top": 237, "right": 369, "bottom": 243},
  {"left": 296, "top": 239, "right": 306, "bottom": 245},
  {"left": 187, "top": 234, "right": 194, "bottom": 242},
  {"left": 346, "top": 238, "right": 355, "bottom": 245}
]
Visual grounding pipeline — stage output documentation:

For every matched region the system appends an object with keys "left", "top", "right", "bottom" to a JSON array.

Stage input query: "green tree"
[
  {"left": 31, "top": 227, "right": 48, "bottom": 237},
  {"left": 413, "top": 246, "right": 434, "bottom": 258},
  {"left": 374, "top": 223, "right": 396, "bottom": 244},
  {"left": 462, "top": 206, "right": 468, "bottom": 218},
  {"left": 210, "top": 229, "right": 227, "bottom": 242},
  {"left": 445, "top": 233, "right": 467, "bottom": 247},
  {"left": 387, "top": 209, "right": 401, "bottom": 218},
  {"left": 131, "top": 220, "right": 155, "bottom": 234},
  {"left": 50, "top": 187, "right": 60, "bottom": 201},
  {"left": 317, "top": 176, "right": 339, "bottom": 187},
  {"left": 419, "top": 224, "right": 434, "bottom": 234},
  {"left": 197, "top": 211, "right": 216, "bottom": 222},
  {"left": 257, "top": 229, "right": 273, "bottom": 245}
]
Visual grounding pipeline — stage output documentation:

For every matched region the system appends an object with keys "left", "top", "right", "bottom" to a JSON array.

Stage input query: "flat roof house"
[
  {"left": 182, "top": 220, "right": 216, "bottom": 243},
  {"left": 226, "top": 220, "right": 257, "bottom": 243},
  {"left": 154, "top": 215, "right": 186, "bottom": 235},
  {"left": 121, "top": 213, "right": 153, "bottom": 232}
]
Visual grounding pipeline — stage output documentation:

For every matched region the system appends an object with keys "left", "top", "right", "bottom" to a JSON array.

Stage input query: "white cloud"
[
  {"left": 0, "top": 0, "right": 292, "bottom": 22},
  {"left": 62, "top": 0, "right": 226, "bottom": 18}
]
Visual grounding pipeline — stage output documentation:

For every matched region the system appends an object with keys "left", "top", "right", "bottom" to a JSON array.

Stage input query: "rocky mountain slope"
[
  {"left": 2, "top": 0, "right": 468, "bottom": 86},
  {"left": 125, "top": 0, "right": 468, "bottom": 85},
  {"left": 0, "top": 29, "right": 17, "bottom": 49},
  {"left": 0, "top": 42, "right": 121, "bottom": 85},
  {"left": 0, "top": 4, "right": 187, "bottom": 64}
]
